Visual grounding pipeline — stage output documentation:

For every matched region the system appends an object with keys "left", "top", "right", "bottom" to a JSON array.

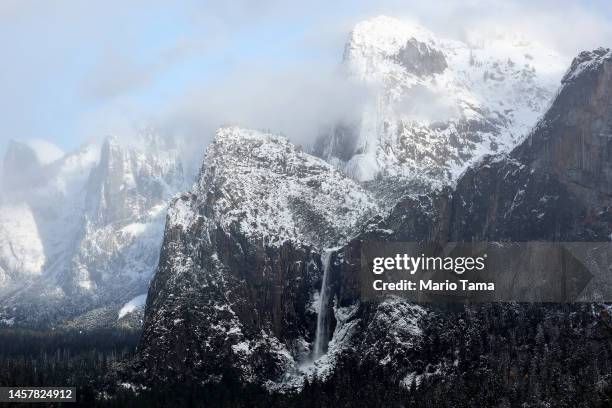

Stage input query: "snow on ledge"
[{"left": 118, "top": 294, "right": 147, "bottom": 319}]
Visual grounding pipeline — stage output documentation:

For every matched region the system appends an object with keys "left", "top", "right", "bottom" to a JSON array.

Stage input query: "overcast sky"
[{"left": 1, "top": 0, "right": 611, "bottom": 158}]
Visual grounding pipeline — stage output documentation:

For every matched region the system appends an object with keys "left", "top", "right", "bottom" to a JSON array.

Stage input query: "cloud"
[
  {"left": 147, "top": 0, "right": 612, "bottom": 149},
  {"left": 79, "top": 51, "right": 156, "bottom": 102},
  {"left": 393, "top": 85, "right": 460, "bottom": 123},
  {"left": 1, "top": 0, "right": 612, "bottom": 158},
  {"left": 79, "top": 36, "right": 213, "bottom": 103},
  {"left": 155, "top": 60, "right": 372, "bottom": 146},
  {"left": 377, "top": 0, "right": 612, "bottom": 57},
  {"left": 24, "top": 140, "right": 65, "bottom": 165}
]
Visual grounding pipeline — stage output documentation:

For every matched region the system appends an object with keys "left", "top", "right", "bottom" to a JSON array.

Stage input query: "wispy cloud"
[
  {"left": 1, "top": 0, "right": 611, "bottom": 155},
  {"left": 156, "top": 61, "right": 372, "bottom": 146}
]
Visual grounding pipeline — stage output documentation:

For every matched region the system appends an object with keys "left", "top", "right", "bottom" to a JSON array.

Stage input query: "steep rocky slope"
[
  {"left": 0, "top": 134, "right": 195, "bottom": 327},
  {"left": 138, "top": 127, "right": 380, "bottom": 388},
  {"left": 319, "top": 47, "right": 612, "bottom": 400},
  {"left": 136, "top": 49, "right": 612, "bottom": 403}
]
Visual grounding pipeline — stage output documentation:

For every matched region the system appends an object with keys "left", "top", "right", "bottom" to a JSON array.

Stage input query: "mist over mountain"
[
  {"left": 1, "top": 13, "right": 612, "bottom": 406},
  {"left": 0, "top": 14, "right": 585, "bottom": 327},
  {"left": 0, "top": 132, "right": 201, "bottom": 327},
  {"left": 315, "top": 16, "right": 566, "bottom": 188},
  {"left": 130, "top": 42, "right": 612, "bottom": 404}
]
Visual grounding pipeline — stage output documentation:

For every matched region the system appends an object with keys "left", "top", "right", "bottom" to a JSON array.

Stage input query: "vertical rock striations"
[
  {"left": 138, "top": 127, "right": 379, "bottom": 386},
  {"left": 137, "top": 48, "right": 612, "bottom": 399}
]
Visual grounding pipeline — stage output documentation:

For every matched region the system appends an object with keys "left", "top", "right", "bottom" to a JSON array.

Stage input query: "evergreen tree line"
[
  {"left": 0, "top": 328, "right": 140, "bottom": 407},
  {"left": 1, "top": 304, "right": 612, "bottom": 407},
  {"left": 291, "top": 304, "right": 612, "bottom": 408}
]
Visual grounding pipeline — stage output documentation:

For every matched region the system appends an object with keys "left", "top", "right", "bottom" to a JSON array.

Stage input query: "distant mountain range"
[
  {"left": 0, "top": 133, "right": 199, "bottom": 327},
  {"left": 0, "top": 15, "right": 597, "bottom": 336}
]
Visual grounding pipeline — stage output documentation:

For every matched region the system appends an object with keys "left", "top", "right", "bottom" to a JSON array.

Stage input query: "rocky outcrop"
[
  {"left": 135, "top": 49, "right": 612, "bottom": 404},
  {"left": 394, "top": 38, "right": 447, "bottom": 76},
  {"left": 449, "top": 48, "right": 612, "bottom": 242},
  {"left": 138, "top": 127, "right": 379, "bottom": 386}
]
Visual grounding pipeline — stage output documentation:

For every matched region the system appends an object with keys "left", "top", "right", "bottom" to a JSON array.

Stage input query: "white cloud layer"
[{"left": 0, "top": 0, "right": 611, "bottom": 154}]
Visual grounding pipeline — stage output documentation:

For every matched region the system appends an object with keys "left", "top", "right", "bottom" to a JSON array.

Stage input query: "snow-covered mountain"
[
  {"left": 138, "top": 126, "right": 380, "bottom": 387},
  {"left": 1, "top": 13, "right": 609, "bottom": 404},
  {"left": 134, "top": 48, "right": 612, "bottom": 401},
  {"left": 0, "top": 134, "right": 198, "bottom": 327},
  {"left": 315, "top": 16, "right": 567, "bottom": 189},
  {"left": 0, "top": 16, "right": 575, "bottom": 330}
]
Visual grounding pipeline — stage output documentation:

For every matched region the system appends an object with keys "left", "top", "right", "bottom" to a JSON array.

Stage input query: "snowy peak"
[
  {"left": 349, "top": 15, "right": 437, "bottom": 49},
  {"left": 68, "top": 134, "right": 189, "bottom": 293},
  {"left": 320, "top": 16, "right": 567, "bottom": 186},
  {"left": 177, "top": 126, "right": 380, "bottom": 248},
  {"left": 140, "top": 127, "right": 383, "bottom": 387},
  {"left": 561, "top": 47, "right": 612, "bottom": 84},
  {"left": 85, "top": 134, "right": 186, "bottom": 226},
  {"left": 344, "top": 16, "right": 444, "bottom": 79},
  {"left": 345, "top": 15, "right": 564, "bottom": 83}
]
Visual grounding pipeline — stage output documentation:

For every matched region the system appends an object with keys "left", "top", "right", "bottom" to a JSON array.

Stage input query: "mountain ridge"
[
  {"left": 316, "top": 15, "right": 567, "bottom": 189},
  {"left": 134, "top": 46, "right": 612, "bottom": 397},
  {"left": 0, "top": 133, "right": 196, "bottom": 327}
]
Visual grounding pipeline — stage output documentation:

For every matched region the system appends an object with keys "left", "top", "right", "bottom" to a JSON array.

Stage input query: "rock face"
[
  {"left": 138, "top": 127, "right": 379, "bottom": 386},
  {"left": 449, "top": 48, "right": 612, "bottom": 242},
  {"left": 0, "top": 134, "right": 194, "bottom": 327},
  {"left": 322, "top": 48, "right": 612, "bottom": 397},
  {"left": 333, "top": 48, "right": 612, "bottom": 299},
  {"left": 137, "top": 49, "right": 612, "bottom": 402},
  {"left": 0, "top": 16, "right": 572, "bottom": 332},
  {"left": 315, "top": 16, "right": 566, "bottom": 188},
  {"left": 518, "top": 48, "right": 612, "bottom": 196}
]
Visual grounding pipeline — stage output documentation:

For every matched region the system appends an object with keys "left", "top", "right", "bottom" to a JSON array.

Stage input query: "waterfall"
[{"left": 313, "top": 249, "right": 333, "bottom": 359}]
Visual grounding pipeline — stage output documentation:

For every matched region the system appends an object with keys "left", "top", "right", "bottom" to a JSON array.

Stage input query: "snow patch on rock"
[
  {"left": 179, "top": 126, "right": 381, "bottom": 248},
  {"left": 118, "top": 294, "right": 147, "bottom": 319}
]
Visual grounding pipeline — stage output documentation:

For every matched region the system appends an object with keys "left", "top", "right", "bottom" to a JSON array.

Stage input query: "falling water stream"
[{"left": 313, "top": 249, "right": 333, "bottom": 359}]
